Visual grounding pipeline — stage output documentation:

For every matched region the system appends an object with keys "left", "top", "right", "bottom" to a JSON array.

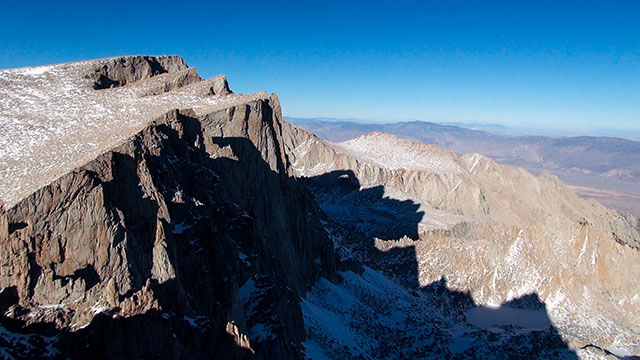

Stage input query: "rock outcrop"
[
  {"left": 0, "top": 57, "right": 337, "bottom": 359},
  {"left": 87, "top": 55, "right": 190, "bottom": 89}
]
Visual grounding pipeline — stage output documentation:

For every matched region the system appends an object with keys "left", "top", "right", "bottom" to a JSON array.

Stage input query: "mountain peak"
[
  {"left": 0, "top": 56, "right": 262, "bottom": 206},
  {"left": 334, "top": 131, "right": 466, "bottom": 173}
]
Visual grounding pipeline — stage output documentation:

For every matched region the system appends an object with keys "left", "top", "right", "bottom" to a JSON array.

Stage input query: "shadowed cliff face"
[
  {"left": 301, "top": 170, "right": 579, "bottom": 359},
  {"left": 0, "top": 102, "right": 337, "bottom": 359}
]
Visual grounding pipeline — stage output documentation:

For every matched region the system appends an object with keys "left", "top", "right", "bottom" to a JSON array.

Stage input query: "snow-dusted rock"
[
  {"left": 0, "top": 56, "right": 254, "bottom": 206},
  {"left": 284, "top": 122, "right": 640, "bottom": 358},
  {"left": 0, "top": 57, "right": 337, "bottom": 359}
]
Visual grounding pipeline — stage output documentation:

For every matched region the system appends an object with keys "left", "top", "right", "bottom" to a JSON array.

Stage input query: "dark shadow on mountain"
[
  {"left": 304, "top": 170, "right": 579, "bottom": 359},
  {"left": 0, "top": 110, "right": 337, "bottom": 359},
  {"left": 303, "top": 170, "right": 423, "bottom": 240},
  {"left": 7, "top": 221, "right": 27, "bottom": 234},
  {"left": 104, "top": 152, "right": 159, "bottom": 294},
  {"left": 503, "top": 293, "right": 546, "bottom": 310},
  {"left": 52, "top": 264, "right": 100, "bottom": 292},
  {"left": 0, "top": 305, "right": 253, "bottom": 360}
]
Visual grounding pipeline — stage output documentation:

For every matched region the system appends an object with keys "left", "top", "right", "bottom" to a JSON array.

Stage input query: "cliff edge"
[{"left": 0, "top": 56, "right": 337, "bottom": 359}]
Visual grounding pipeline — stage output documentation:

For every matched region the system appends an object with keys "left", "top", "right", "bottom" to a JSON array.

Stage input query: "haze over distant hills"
[
  {"left": 288, "top": 117, "right": 640, "bottom": 141},
  {"left": 442, "top": 122, "right": 640, "bottom": 141},
  {"left": 287, "top": 117, "right": 640, "bottom": 216}
]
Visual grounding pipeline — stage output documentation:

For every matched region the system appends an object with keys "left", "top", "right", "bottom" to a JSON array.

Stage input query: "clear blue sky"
[{"left": 1, "top": 1, "right": 638, "bottom": 131}]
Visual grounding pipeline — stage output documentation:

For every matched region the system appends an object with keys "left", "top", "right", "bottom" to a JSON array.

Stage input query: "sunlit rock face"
[{"left": 284, "top": 122, "right": 640, "bottom": 358}]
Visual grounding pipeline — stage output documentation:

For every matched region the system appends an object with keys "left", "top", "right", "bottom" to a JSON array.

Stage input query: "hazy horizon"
[{"left": 285, "top": 115, "right": 640, "bottom": 141}]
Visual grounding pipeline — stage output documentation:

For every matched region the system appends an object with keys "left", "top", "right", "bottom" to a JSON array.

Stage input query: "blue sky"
[{"left": 1, "top": 1, "right": 638, "bottom": 131}]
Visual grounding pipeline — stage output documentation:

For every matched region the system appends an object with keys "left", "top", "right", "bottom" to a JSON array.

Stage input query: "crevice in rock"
[
  {"left": 8, "top": 222, "right": 27, "bottom": 234},
  {"left": 52, "top": 264, "right": 100, "bottom": 291},
  {"left": 0, "top": 286, "right": 19, "bottom": 312},
  {"left": 26, "top": 251, "right": 41, "bottom": 298}
]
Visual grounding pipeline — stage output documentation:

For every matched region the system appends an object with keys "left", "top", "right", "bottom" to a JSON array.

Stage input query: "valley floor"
[{"left": 520, "top": 166, "right": 640, "bottom": 216}]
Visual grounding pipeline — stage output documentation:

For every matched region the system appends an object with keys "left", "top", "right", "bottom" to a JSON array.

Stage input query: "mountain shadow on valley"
[{"left": 304, "top": 169, "right": 579, "bottom": 359}]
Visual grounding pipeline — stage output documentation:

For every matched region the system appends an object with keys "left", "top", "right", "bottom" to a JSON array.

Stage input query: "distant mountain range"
[
  {"left": 288, "top": 117, "right": 640, "bottom": 141},
  {"left": 443, "top": 121, "right": 640, "bottom": 140},
  {"left": 286, "top": 117, "right": 640, "bottom": 215}
]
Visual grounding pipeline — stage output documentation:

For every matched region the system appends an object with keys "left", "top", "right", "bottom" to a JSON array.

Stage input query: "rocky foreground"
[
  {"left": 0, "top": 56, "right": 639, "bottom": 359},
  {"left": 0, "top": 56, "right": 338, "bottom": 358}
]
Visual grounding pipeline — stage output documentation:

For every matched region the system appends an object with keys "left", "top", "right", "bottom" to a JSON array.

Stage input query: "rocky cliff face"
[
  {"left": 284, "top": 123, "right": 640, "bottom": 357},
  {"left": 0, "top": 57, "right": 337, "bottom": 359},
  {"left": 86, "top": 55, "right": 191, "bottom": 89}
]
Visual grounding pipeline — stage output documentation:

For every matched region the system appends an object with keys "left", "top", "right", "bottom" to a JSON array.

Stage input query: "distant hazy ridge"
[{"left": 288, "top": 117, "right": 640, "bottom": 215}]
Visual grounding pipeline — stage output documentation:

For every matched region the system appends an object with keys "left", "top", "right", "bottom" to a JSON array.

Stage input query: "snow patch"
[{"left": 331, "top": 132, "right": 467, "bottom": 174}]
